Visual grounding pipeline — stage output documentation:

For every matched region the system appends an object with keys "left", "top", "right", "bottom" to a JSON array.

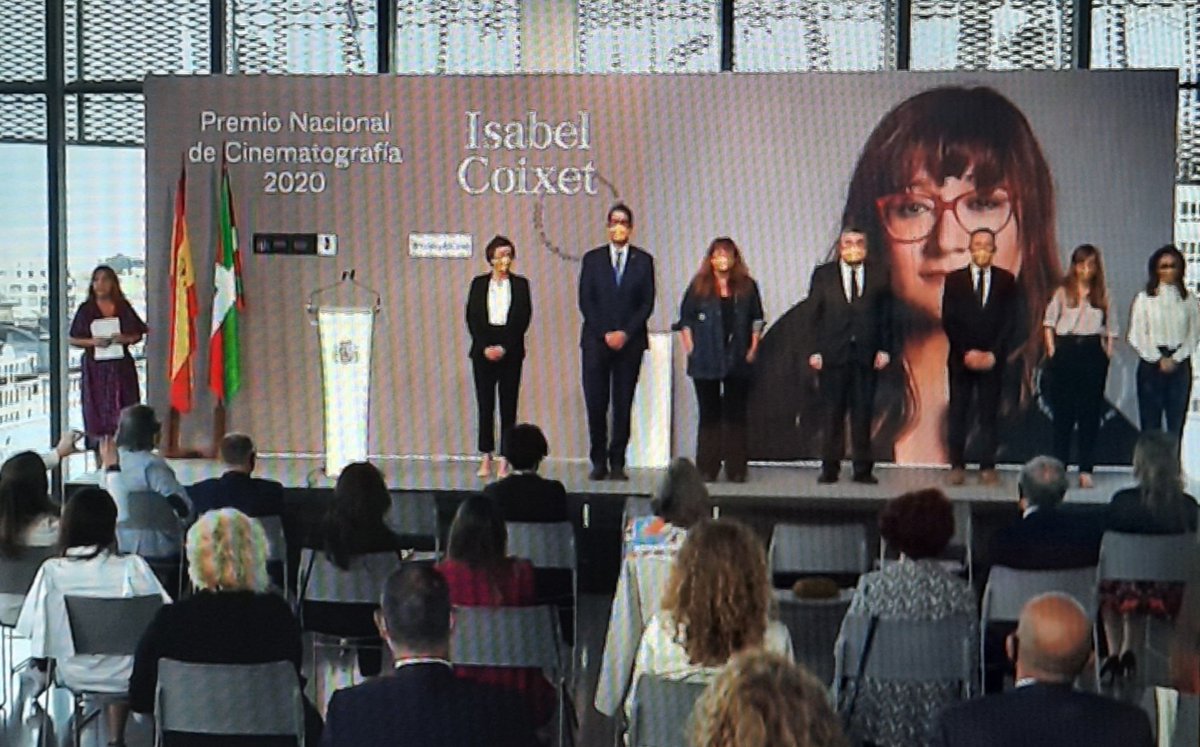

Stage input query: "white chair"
[
  {"left": 450, "top": 605, "right": 566, "bottom": 747},
  {"left": 386, "top": 491, "right": 440, "bottom": 555},
  {"left": 257, "top": 515, "right": 289, "bottom": 596},
  {"left": 117, "top": 490, "right": 186, "bottom": 598},
  {"left": 155, "top": 659, "right": 305, "bottom": 746},
  {"left": 769, "top": 522, "right": 870, "bottom": 584},
  {"left": 506, "top": 521, "right": 577, "bottom": 646},
  {"left": 979, "top": 565, "right": 1099, "bottom": 690},
  {"left": 627, "top": 674, "right": 707, "bottom": 747},
  {"left": 834, "top": 613, "right": 976, "bottom": 702},
  {"left": 55, "top": 594, "right": 165, "bottom": 747},
  {"left": 0, "top": 546, "right": 56, "bottom": 713}
]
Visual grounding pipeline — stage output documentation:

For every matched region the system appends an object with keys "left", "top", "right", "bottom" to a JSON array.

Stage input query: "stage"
[{"left": 154, "top": 454, "right": 1136, "bottom": 505}]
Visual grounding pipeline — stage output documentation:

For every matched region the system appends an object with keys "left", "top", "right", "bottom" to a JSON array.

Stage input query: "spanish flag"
[{"left": 168, "top": 160, "right": 197, "bottom": 413}]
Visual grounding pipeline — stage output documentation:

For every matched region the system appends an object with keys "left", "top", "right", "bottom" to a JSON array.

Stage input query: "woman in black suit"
[{"left": 466, "top": 235, "right": 532, "bottom": 479}]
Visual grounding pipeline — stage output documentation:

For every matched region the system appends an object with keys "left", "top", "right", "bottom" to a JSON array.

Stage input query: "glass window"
[
  {"left": 227, "top": 0, "right": 378, "bottom": 74},
  {"left": 733, "top": 0, "right": 895, "bottom": 72},
  {"left": 64, "top": 0, "right": 210, "bottom": 82},
  {"left": 395, "top": 0, "right": 521, "bottom": 73},
  {"left": 0, "top": 0, "right": 45, "bottom": 82},
  {"left": 578, "top": 0, "right": 720, "bottom": 73},
  {"left": 910, "top": 0, "right": 1074, "bottom": 70},
  {"left": 66, "top": 93, "right": 145, "bottom": 145},
  {"left": 0, "top": 110, "right": 51, "bottom": 463},
  {"left": 1091, "top": 0, "right": 1199, "bottom": 82}
]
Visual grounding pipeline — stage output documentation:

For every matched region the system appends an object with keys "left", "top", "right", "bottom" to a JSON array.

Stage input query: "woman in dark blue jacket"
[{"left": 677, "top": 238, "right": 765, "bottom": 482}]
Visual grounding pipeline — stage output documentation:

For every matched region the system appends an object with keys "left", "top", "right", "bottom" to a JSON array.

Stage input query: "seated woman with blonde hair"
[
  {"left": 624, "top": 519, "right": 793, "bottom": 723},
  {"left": 690, "top": 650, "right": 848, "bottom": 747},
  {"left": 129, "top": 508, "right": 322, "bottom": 745}
]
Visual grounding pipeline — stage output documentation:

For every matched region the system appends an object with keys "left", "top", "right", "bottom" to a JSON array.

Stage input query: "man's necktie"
[
  {"left": 974, "top": 272, "right": 985, "bottom": 307},
  {"left": 614, "top": 252, "right": 624, "bottom": 285},
  {"left": 851, "top": 267, "right": 861, "bottom": 302}
]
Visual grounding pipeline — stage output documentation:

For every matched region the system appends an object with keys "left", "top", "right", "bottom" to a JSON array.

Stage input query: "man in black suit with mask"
[
  {"left": 943, "top": 227, "right": 1018, "bottom": 486},
  {"left": 807, "top": 226, "right": 893, "bottom": 484},
  {"left": 578, "top": 203, "right": 656, "bottom": 481}
]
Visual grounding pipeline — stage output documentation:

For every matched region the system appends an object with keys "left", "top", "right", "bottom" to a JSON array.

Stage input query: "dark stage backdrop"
[{"left": 143, "top": 71, "right": 1176, "bottom": 466}]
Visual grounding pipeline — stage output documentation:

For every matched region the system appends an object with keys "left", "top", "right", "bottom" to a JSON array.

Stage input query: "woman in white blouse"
[
  {"left": 624, "top": 519, "right": 793, "bottom": 724},
  {"left": 465, "top": 235, "right": 532, "bottom": 479},
  {"left": 15, "top": 487, "right": 170, "bottom": 747},
  {"left": 1128, "top": 245, "right": 1200, "bottom": 445},
  {"left": 1042, "top": 244, "right": 1118, "bottom": 488}
]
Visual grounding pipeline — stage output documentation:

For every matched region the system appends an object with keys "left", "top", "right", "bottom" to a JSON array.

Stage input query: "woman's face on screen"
[{"left": 880, "top": 166, "right": 1022, "bottom": 321}]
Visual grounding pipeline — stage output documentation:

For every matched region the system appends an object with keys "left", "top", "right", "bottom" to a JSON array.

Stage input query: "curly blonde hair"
[
  {"left": 186, "top": 508, "right": 271, "bottom": 592},
  {"left": 662, "top": 519, "right": 771, "bottom": 666},
  {"left": 690, "top": 650, "right": 848, "bottom": 747}
]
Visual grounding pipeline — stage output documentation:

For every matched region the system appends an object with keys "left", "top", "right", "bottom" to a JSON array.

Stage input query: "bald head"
[{"left": 1012, "top": 593, "right": 1092, "bottom": 683}]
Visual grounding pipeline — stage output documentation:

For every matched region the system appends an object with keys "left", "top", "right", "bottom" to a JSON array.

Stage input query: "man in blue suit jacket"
[
  {"left": 321, "top": 565, "right": 537, "bottom": 747},
  {"left": 578, "top": 203, "right": 655, "bottom": 481},
  {"left": 188, "top": 433, "right": 284, "bottom": 518},
  {"left": 933, "top": 592, "right": 1152, "bottom": 747}
]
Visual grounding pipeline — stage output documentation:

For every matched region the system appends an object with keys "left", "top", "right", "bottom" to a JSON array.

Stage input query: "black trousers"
[
  {"left": 818, "top": 361, "right": 876, "bottom": 476},
  {"left": 472, "top": 355, "right": 522, "bottom": 454},
  {"left": 1137, "top": 356, "right": 1192, "bottom": 444},
  {"left": 1050, "top": 335, "right": 1109, "bottom": 473},
  {"left": 582, "top": 344, "right": 644, "bottom": 470},
  {"left": 692, "top": 376, "right": 750, "bottom": 479},
  {"left": 947, "top": 360, "right": 1004, "bottom": 470}
]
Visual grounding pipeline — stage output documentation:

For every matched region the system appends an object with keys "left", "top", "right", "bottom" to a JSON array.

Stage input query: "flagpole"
[{"left": 211, "top": 399, "right": 226, "bottom": 459}]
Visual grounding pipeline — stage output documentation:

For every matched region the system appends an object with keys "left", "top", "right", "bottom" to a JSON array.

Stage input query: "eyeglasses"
[
  {"left": 607, "top": 217, "right": 631, "bottom": 227},
  {"left": 875, "top": 190, "right": 1014, "bottom": 243},
  {"left": 1158, "top": 262, "right": 1178, "bottom": 271}
]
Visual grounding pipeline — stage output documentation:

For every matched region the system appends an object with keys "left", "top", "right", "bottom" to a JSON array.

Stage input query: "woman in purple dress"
[{"left": 68, "top": 266, "right": 147, "bottom": 453}]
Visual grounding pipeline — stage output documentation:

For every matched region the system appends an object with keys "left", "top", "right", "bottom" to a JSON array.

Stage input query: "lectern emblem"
[{"left": 335, "top": 340, "right": 359, "bottom": 364}]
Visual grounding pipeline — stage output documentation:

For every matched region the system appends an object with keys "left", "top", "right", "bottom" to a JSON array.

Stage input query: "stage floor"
[{"left": 89, "top": 454, "right": 1140, "bottom": 506}]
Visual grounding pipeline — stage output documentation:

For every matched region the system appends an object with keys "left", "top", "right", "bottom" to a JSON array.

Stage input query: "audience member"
[
  {"left": 932, "top": 593, "right": 1152, "bottom": 747},
  {"left": 15, "top": 487, "right": 170, "bottom": 746},
  {"left": 596, "top": 457, "right": 711, "bottom": 717},
  {"left": 102, "top": 404, "right": 193, "bottom": 559},
  {"left": 304, "top": 461, "right": 405, "bottom": 677},
  {"left": 842, "top": 488, "right": 976, "bottom": 747},
  {"left": 690, "top": 650, "right": 848, "bottom": 747},
  {"left": 1100, "top": 430, "right": 1199, "bottom": 682},
  {"left": 187, "top": 433, "right": 285, "bottom": 518},
  {"left": 435, "top": 494, "right": 556, "bottom": 726},
  {"left": 987, "top": 455, "right": 1104, "bottom": 570},
  {"left": 483, "top": 423, "right": 568, "bottom": 522},
  {"left": 1170, "top": 580, "right": 1200, "bottom": 693},
  {"left": 624, "top": 519, "right": 793, "bottom": 723},
  {"left": 129, "top": 508, "right": 321, "bottom": 745},
  {"left": 320, "top": 565, "right": 536, "bottom": 747}
]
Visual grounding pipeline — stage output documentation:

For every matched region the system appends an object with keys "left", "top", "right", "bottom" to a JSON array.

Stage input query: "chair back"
[
  {"left": 155, "top": 659, "right": 304, "bottom": 744},
  {"left": 449, "top": 604, "right": 563, "bottom": 673},
  {"left": 834, "top": 614, "right": 974, "bottom": 695},
  {"left": 981, "top": 565, "right": 1098, "bottom": 624},
  {"left": 769, "top": 523, "right": 869, "bottom": 577},
  {"left": 628, "top": 674, "right": 707, "bottom": 747},
  {"left": 386, "top": 491, "right": 439, "bottom": 551},
  {"left": 63, "top": 594, "right": 164, "bottom": 656},
  {"left": 297, "top": 548, "right": 400, "bottom": 606},
  {"left": 118, "top": 490, "right": 185, "bottom": 533},
  {"left": 1098, "top": 532, "right": 1199, "bottom": 583},
  {"left": 0, "top": 545, "right": 57, "bottom": 626},
  {"left": 506, "top": 522, "right": 575, "bottom": 570},
  {"left": 776, "top": 591, "right": 852, "bottom": 686},
  {"left": 258, "top": 515, "right": 287, "bottom": 564}
]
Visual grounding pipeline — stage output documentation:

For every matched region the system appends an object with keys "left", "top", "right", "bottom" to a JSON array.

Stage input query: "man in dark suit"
[
  {"left": 806, "top": 226, "right": 893, "bottom": 484},
  {"left": 942, "top": 227, "right": 1018, "bottom": 485},
  {"left": 188, "top": 433, "right": 284, "bottom": 517},
  {"left": 484, "top": 423, "right": 568, "bottom": 522},
  {"left": 988, "top": 455, "right": 1105, "bottom": 570},
  {"left": 578, "top": 203, "right": 656, "bottom": 481},
  {"left": 321, "top": 565, "right": 537, "bottom": 747},
  {"left": 933, "top": 592, "right": 1152, "bottom": 747}
]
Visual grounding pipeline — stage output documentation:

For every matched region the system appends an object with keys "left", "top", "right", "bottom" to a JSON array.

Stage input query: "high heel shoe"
[
  {"left": 1119, "top": 651, "right": 1137, "bottom": 680},
  {"left": 476, "top": 454, "right": 493, "bottom": 478},
  {"left": 1099, "top": 655, "right": 1123, "bottom": 684}
]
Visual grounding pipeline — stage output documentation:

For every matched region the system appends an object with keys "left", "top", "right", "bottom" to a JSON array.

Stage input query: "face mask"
[
  {"left": 609, "top": 224, "right": 630, "bottom": 244},
  {"left": 492, "top": 256, "right": 512, "bottom": 272},
  {"left": 711, "top": 255, "right": 733, "bottom": 272}
]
